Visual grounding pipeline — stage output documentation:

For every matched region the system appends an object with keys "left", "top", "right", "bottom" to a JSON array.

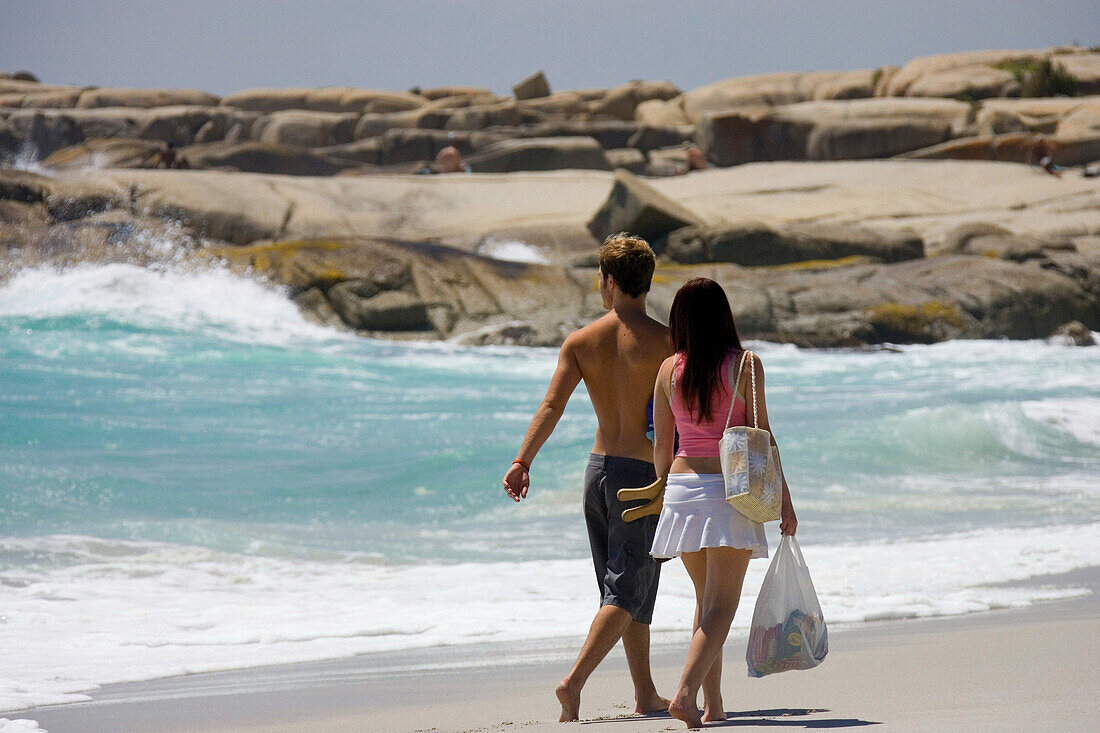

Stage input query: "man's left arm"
[{"left": 502, "top": 336, "right": 583, "bottom": 501}]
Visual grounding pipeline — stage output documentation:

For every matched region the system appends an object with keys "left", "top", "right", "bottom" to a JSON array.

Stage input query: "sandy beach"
[{"left": 16, "top": 567, "right": 1097, "bottom": 733}]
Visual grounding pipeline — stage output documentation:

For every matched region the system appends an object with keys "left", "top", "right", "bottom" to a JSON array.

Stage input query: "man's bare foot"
[
  {"left": 555, "top": 679, "right": 580, "bottom": 722},
  {"left": 634, "top": 692, "right": 671, "bottom": 715},
  {"left": 668, "top": 696, "right": 703, "bottom": 729}
]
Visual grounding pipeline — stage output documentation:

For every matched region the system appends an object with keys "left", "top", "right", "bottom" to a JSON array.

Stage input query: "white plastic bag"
[{"left": 746, "top": 535, "right": 828, "bottom": 677}]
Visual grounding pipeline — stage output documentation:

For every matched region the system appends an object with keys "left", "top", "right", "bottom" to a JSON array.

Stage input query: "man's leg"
[
  {"left": 606, "top": 456, "right": 667, "bottom": 715},
  {"left": 556, "top": 604, "right": 634, "bottom": 721},
  {"left": 622, "top": 620, "right": 670, "bottom": 714}
]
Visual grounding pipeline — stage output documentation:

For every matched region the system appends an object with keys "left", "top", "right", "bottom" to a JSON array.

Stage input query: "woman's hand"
[
  {"left": 502, "top": 463, "right": 529, "bottom": 502},
  {"left": 780, "top": 493, "right": 797, "bottom": 536}
]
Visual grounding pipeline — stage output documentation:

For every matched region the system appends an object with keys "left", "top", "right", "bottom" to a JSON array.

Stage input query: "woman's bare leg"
[
  {"left": 678, "top": 551, "right": 724, "bottom": 721},
  {"left": 669, "top": 547, "right": 751, "bottom": 729}
]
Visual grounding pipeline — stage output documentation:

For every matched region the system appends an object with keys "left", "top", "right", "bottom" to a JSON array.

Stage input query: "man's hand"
[{"left": 502, "top": 463, "right": 530, "bottom": 502}]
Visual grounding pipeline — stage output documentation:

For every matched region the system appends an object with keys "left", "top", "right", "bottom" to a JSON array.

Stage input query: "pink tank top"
[{"left": 671, "top": 350, "right": 747, "bottom": 458}]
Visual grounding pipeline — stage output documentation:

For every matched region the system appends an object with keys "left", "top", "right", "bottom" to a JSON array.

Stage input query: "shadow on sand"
[{"left": 582, "top": 708, "right": 881, "bottom": 728}]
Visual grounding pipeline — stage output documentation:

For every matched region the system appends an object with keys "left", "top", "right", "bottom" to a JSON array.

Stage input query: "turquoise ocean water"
[{"left": 1, "top": 263, "right": 1098, "bottom": 711}]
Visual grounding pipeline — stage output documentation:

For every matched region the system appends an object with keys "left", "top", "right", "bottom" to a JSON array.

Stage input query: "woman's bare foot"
[
  {"left": 701, "top": 706, "right": 727, "bottom": 723},
  {"left": 555, "top": 679, "right": 580, "bottom": 722},
  {"left": 635, "top": 692, "right": 671, "bottom": 715},
  {"left": 668, "top": 695, "right": 703, "bottom": 729},
  {"left": 701, "top": 693, "right": 725, "bottom": 723}
]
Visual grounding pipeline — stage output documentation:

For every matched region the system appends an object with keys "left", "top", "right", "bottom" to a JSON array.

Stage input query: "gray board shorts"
[{"left": 583, "top": 453, "right": 662, "bottom": 624}]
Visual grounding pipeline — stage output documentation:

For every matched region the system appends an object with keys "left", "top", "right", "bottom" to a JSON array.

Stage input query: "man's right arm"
[{"left": 502, "top": 335, "right": 583, "bottom": 502}]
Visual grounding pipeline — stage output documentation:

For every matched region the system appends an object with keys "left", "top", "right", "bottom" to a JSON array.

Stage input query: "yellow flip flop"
[{"left": 617, "top": 476, "right": 666, "bottom": 522}]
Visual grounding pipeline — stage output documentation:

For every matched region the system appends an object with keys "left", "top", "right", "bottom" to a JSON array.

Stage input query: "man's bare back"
[{"left": 570, "top": 310, "right": 670, "bottom": 462}]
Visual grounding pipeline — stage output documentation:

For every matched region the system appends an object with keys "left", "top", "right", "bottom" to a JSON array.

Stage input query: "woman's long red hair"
[{"left": 668, "top": 278, "right": 742, "bottom": 422}]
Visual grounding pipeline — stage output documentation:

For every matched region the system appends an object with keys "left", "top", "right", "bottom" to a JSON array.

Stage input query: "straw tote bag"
[{"left": 719, "top": 350, "right": 782, "bottom": 523}]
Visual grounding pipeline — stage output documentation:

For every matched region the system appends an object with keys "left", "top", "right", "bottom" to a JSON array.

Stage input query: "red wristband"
[{"left": 512, "top": 458, "right": 530, "bottom": 472}]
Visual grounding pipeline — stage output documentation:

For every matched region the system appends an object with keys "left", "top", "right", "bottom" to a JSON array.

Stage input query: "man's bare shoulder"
[{"left": 566, "top": 313, "right": 617, "bottom": 347}]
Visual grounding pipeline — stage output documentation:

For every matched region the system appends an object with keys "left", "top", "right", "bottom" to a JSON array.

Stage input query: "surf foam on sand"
[{"left": 1, "top": 524, "right": 1096, "bottom": 712}]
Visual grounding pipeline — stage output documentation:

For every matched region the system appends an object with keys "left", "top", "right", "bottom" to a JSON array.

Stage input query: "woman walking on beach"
[{"left": 650, "top": 278, "right": 797, "bottom": 728}]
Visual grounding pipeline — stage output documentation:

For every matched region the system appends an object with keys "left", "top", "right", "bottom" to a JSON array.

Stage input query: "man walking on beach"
[{"left": 502, "top": 233, "right": 672, "bottom": 722}]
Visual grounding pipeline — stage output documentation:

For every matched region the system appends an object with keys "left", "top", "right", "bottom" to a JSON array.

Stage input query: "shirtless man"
[{"left": 502, "top": 233, "right": 672, "bottom": 722}]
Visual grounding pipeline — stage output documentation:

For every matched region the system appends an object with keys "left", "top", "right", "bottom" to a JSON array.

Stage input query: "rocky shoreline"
[{"left": 2, "top": 47, "right": 1099, "bottom": 347}]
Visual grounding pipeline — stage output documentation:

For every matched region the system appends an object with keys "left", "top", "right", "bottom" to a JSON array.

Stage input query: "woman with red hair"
[{"left": 651, "top": 277, "right": 797, "bottom": 728}]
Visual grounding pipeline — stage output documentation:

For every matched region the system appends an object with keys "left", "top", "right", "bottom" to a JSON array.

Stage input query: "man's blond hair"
[{"left": 598, "top": 233, "right": 655, "bottom": 298}]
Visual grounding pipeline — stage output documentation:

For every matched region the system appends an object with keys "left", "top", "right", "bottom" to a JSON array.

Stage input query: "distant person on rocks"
[
  {"left": 150, "top": 142, "right": 189, "bottom": 170},
  {"left": 673, "top": 145, "right": 708, "bottom": 176},
  {"left": 685, "top": 145, "right": 707, "bottom": 173},
  {"left": 1026, "top": 135, "right": 1061, "bottom": 177},
  {"left": 435, "top": 132, "right": 469, "bottom": 173},
  {"left": 502, "top": 233, "right": 673, "bottom": 722}
]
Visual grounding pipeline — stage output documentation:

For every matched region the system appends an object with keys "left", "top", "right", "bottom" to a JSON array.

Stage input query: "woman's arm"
[
  {"left": 652, "top": 356, "right": 677, "bottom": 480},
  {"left": 747, "top": 354, "right": 798, "bottom": 536}
]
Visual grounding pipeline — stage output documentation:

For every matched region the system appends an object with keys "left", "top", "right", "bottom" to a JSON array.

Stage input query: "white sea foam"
[
  {"left": 0, "top": 263, "right": 347, "bottom": 348},
  {"left": 0, "top": 720, "right": 48, "bottom": 733},
  {"left": 477, "top": 238, "right": 550, "bottom": 264},
  {"left": 0, "top": 525, "right": 1095, "bottom": 713},
  {"left": 1022, "top": 398, "right": 1100, "bottom": 447}
]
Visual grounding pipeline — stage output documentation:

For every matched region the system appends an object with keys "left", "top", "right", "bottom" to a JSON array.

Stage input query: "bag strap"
[
  {"left": 747, "top": 351, "right": 760, "bottom": 429},
  {"left": 724, "top": 349, "right": 753, "bottom": 430}
]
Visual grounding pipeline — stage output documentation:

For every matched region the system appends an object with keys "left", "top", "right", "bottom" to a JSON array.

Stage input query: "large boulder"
[
  {"left": 605, "top": 148, "right": 647, "bottom": 173},
  {"left": 884, "top": 255, "right": 1098, "bottom": 337},
  {"left": 220, "top": 87, "right": 425, "bottom": 114},
  {"left": 587, "top": 169, "right": 704, "bottom": 244},
  {"left": 204, "top": 237, "right": 583, "bottom": 341},
  {"left": 0, "top": 79, "right": 77, "bottom": 95},
  {"left": 627, "top": 125, "right": 695, "bottom": 152},
  {"left": 513, "top": 71, "right": 551, "bottom": 100},
  {"left": 254, "top": 111, "right": 358, "bottom": 147},
  {"left": 974, "top": 106, "right": 1031, "bottom": 136},
  {"left": 377, "top": 128, "right": 472, "bottom": 165},
  {"left": 316, "top": 138, "right": 383, "bottom": 165},
  {"left": 135, "top": 106, "right": 224, "bottom": 146},
  {"left": 466, "top": 136, "right": 610, "bottom": 173},
  {"left": 634, "top": 98, "right": 691, "bottom": 127},
  {"left": 589, "top": 80, "right": 681, "bottom": 120},
  {"left": 902, "top": 125, "right": 1100, "bottom": 167},
  {"left": 75, "top": 88, "right": 221, "bottom": 108},
  {"left": 519, "top": 120, "right": 640, "bottom": 149},
  {"left": 180, "top": 141, "right": 361, "bottom": 176},
  {"left": 445, "top": 100, "right": 544, "bottom": 131},
  {"left": 698, "top": 98, "right": 970, "bottom": 165},
  {"left": 3, "top": 106, "right": 222, "bottom": 155},
  {"left": 1052, "top": 52, "right": 1100, "bottom": 95},
  {"left": 41, "top": 138, "right": 164, "bottom": 169},
  {"left": 664, "top": 222, "right": 924, "bottom": 265},
  {"left": 0, "top": 88, "right": 84, "bottom": 108},
  {"left": 681, "top": 71, "right": 874, "bottom": 122},
  {"left": 899, "top": 132, "right": 1034, "bottom": 163},
  {"left": 1056, "top": 101, "right": 1100, "bottom": 138},
  {"left": 881, "top": 47, "right": 1100, "bottom": 99},
  {"left": 903, "top": 64, "right": 1021, "bottom": 100},
  {"left": 516, "top": 91, "right": 589, "bottom": 117},
  {"left": 645, "top": 254, "right": 1097, "bottom": 345},
  {"left": 353, "top": 107, "right": 450, "bottom": 138},
  {"left": 418, "top": 86, "right": 494, "bottom": 101},
  {"left": 812, "top": 69, "right": 879, "bottom": 100}
]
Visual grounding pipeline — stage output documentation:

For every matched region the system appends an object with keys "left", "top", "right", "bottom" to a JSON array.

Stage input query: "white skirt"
[{"left": 651, "top": 473, "right": 769, "bottom": 560}]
